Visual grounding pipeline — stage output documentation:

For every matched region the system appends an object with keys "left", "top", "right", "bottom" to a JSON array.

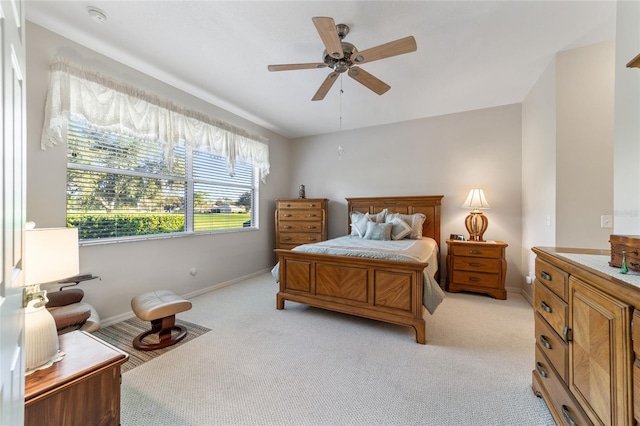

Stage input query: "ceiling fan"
[{"left": 268, "top": 17, "right": 417, "bottom": 101}]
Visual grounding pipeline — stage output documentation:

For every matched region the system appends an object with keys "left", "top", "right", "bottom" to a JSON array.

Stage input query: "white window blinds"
[{"left": 41, "top": 58, "right": 270, "bottom": 182}]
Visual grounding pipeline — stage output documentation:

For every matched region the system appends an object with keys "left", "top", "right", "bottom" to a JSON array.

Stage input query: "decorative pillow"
[
  {"left": 363, "top": 221, "right": 392, "bottom": 240},
  {"left": 385, "top": 213, "right": 426, "bottom": 239},
  {"left": 368, "top": 208, "right": 388, "bottom": 223},
  {"left": 388, "top": 217, "right": 413, "bottom": 240},
  {"left": 350, "top": 211, "right": 370, "bottom": 237}
]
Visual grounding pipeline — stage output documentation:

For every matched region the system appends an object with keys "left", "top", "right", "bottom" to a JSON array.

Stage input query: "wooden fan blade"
[
  {"left": 312, "top": 72, "right": 339, "bottom": 101},
  {"left": 347, "top": 67, "right": 390, "bottom": 95},
  {"left": 312, "top": 17, "right": 343, "bottom": 60},
  {"left": 352, "top": 36, "right": 417, "bottom": 65},
  {"left": 268, "top": 63, "right": 327, "bottom": 72}
]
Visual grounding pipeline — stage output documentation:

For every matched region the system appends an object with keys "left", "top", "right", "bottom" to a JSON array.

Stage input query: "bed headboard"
[{"left": 346, "top": 195, "right": 443, "bottom": 248}]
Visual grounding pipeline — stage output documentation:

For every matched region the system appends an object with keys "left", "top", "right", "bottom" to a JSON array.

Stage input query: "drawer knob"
[
  {"left": 469, "top": 277, "right": 481, "bottom": 282},
  {"left": 535, "top": 362, "right": 547, "bottom": 378},
  {"left": 308, "top": 214, "right": 317, "bottom": 217},
  {"left": 307, "top": 226, "right": 316, "bottom": 229},
  {"left": 283, "top": 237, "right": 291, "bottom": 241},
  {"left": 286, "top": 204, "right": 291, "bottom": 207},
  {"left": 469, "top": 250, "right": 481, "bottom": 254},
  {"left": 540, "top": 271, "right": 552, "bottom": 281},
  {"left": 563, "top": 327, "right": 573, "bottom": 342},
  {"left": 631, "top": 262, "right": 640, "bottom": 269},
  {"left": 283, "top": 225, "right": 292, "bottom": 229},
  {"left": 469, "top": 262, "right": 482, "bottom": 267},
  {"left": 309, "top": 204, "right": 316, "bottom": 207},
  {"left": 284, "top": 214, "right": 292, "bottom": 217},
  {"left": 308, "top": 238, "right": 316, "bottom": 241},
  {"left": 561, "top": 405, "right": 577, "bottom": 426},
  {"left": 540, "top": 301, "right": 552, "bottom": 313},
  {"left": 539, "top": 335, "right": 552, "bottom": 350}
]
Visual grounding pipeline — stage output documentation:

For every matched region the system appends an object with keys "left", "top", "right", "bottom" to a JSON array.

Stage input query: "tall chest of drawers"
[
  {"left": 445, "top": 239, "right": 508, "bottom": 299},
  {"left": 275, "top": 198, "right": 327, "bottom": 250},
  {"left": 532, "top": 247, "right": 640, "bottom": 426}
]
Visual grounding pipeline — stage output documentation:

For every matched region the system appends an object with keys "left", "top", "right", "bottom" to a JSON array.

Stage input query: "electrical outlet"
[{"left": 601, "top": 214, "right": 612, "bottom": 228}]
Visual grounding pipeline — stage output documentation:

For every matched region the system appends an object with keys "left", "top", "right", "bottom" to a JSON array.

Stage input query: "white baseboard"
[{"left": 99, "top": 267, "right": 272, "bottom": 328}]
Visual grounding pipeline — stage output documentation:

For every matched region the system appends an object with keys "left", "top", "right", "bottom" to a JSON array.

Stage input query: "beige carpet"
[
  {"left": 120, "top": 273, "right": 554, "bottom": 425},
  {"left": 92, "top": 317, "right": 210, "bottom": 373}
]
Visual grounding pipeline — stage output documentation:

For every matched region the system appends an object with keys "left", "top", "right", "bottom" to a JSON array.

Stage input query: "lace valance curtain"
[{"left": 41, "top": 58, "right": 270, "bottom": 181}]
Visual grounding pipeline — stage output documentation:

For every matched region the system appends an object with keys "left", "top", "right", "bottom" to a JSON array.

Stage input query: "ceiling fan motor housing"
[{"left": 324, "top": 41, "right": 357, "bottom": 73}]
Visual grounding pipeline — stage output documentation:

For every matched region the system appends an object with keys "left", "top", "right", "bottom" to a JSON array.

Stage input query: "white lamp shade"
[
  {"left": 24, "top": 227, "right": 79, "bottom": 285},
  {"left": 462, "top": 189, "right": 490, "bottom": 211}
]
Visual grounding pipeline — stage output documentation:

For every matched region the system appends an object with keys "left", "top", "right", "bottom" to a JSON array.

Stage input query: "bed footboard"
[{"left": 275, "top": 249, "right": 428, "bottom": 344}]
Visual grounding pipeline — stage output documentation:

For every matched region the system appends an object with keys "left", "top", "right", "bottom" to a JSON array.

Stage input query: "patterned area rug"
[{"left": 92, "top": 317, "right": 210, "bottom": 373}]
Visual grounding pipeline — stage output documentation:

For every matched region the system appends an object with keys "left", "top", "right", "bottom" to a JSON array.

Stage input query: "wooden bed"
[{"left": 275, "top": 195, "right": 443, "bottom": 344}]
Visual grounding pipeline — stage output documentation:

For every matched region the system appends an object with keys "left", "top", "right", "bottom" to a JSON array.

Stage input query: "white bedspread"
[{"left": 272, "top": 236, "right": 445, "bottom": 314}]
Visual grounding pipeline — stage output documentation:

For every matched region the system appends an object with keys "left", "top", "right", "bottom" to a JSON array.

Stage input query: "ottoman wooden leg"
[{"left": 133, "top": 314, "right": 188, "bottom": 351}]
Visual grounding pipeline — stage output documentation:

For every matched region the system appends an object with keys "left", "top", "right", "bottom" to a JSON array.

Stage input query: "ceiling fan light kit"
[{"left": 268, "top": 16, "right": 417, "bottom": 101}]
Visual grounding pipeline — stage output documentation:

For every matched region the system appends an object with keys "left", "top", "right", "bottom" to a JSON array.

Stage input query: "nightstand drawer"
[
  {"left": 535, "top": 312, "right": 567, "bottom": 382},
  {"left": 535, "top": 258, "right": 568, "bottom": 300},
  {"left": 534, "top": 279, "right": 567, "bottom": 340},
  {"left": 278, "top": 233, "right": 323, "bottom": 245},
  {"left": 450, "top": 270, "right": 500, "bottom": 288},
  {"left": 452, "top": 256, "right": 500, "bottom": 274},
  {"left": 278, "top": 210, "right": 322, "bottom": 221},
  {"left": 450, "top": 244, "right": 502, "bottom": 259},
  {"left": 279, "top": 221, "right": 323, "bottom": 233}
]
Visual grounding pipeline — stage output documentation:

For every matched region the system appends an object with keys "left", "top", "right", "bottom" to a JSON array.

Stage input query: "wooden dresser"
[
  {"left": 532, "top": 246, "right": 640, "bottom": 426},
  {"left": 25, "top": 331, "right": 128, "bottom": 426},
  {"left": 445, "top": 239, "right": 508, "bottom": 299},
  {"left": 275, "top": 198, "right": 328, "bottom": 250}
]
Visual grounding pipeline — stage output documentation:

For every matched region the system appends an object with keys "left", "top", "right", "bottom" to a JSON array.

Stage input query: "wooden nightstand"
[
  {"left": 446, "top": 239, "right": 508, "bottom": 299},
  {"left": 25, "top": 331, "right": 129, "bottom": 426}
]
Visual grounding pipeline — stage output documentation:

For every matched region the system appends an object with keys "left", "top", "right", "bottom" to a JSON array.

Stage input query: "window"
[{"left": 66, "top": 119, "right": 258, "bottom": 242}]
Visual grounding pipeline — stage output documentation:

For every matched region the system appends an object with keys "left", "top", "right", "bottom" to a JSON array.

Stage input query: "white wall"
[
  {"left": 521, "top": 40, "right": 616, "bottom": 303},
  {"left": 26, "top": 23, "right": 292, "bottom": 323},
  {"left": 521, "top": 60, "right": 557, "bottom": 302},
  {"left": 556, "top": 41, "right": 615, "bottom": 249},
  {"left": 613, "top": 0, "right": 640, "bottom": 234},
  {"left": 289, "top": 105, "right": 524, "bottom": 292}
]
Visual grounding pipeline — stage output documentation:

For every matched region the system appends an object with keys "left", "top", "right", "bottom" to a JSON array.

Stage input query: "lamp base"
[
  {"left": 465, "top": 211, "right": 488, "bottom": 242},
  {"left": 25, "top": 301, "right": 60, "bottom": 373}
]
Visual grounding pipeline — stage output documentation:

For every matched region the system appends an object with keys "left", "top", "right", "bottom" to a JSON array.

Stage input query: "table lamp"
[
  {"left": 24, "top": 224, "right": 79, "bottom": 373},
  {"left": 462, "top": 189, "right": 490, "bottom": 241}
]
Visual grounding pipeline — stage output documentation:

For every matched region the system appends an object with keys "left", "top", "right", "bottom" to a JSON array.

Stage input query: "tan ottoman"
[{"left": 131, "top": 290, "right": 192, "bottom": 351}]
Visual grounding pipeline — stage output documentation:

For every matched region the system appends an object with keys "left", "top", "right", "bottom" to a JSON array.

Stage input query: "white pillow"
[
  {"left": 389, "top": 217, "right": 412, "bottom": 240},
  {"left": 350, "top": 211, "right": 370, "bottom": 237},
  {"left": 363, "top": 221, "right": 392, "bottom": 240},
  {"left": 368, "top": 208, "right": 388, "bottom": 223},
  {"left": 385, "top": 213, "right": 426, "bottom": 239}
]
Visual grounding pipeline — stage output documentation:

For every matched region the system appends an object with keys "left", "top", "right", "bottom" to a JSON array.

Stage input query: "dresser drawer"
[
  {"left": 278, "top": 221, "right": 323, "bottom": 233},
  {"left": 277, "top": 200, "right": 324, "bottom": 210},
  {"left": 534, "top": 280, "right": 568, "bottom": 340},
  {"left": 534, "top": 345, "right": 591, "bottom": 426},
  {"left": 535, "top": 312, "right": 567, "bottom": 382},
  {"left": 452, "top": 256, "right": 500, "bottom": 274},
  {"left": 535, "top": 258, "right": 568, "bottom": 300},
  {"left": 450, "top": 270, "right": 500, "bottom": 289},
  {"left": 450, "top": 244, "right": 502, "bottom": 259},
  {"left": 278, "top": 210, "right": 322, "bottom": 221},
  {"left": 278, "top": 233, "right": 323, "bottom": 246}
]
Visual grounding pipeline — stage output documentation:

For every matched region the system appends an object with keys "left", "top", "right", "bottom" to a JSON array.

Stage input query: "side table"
[
  {"left": 24, "top": 330, "right": 129, "bottom": 426},
  {"left": 446, "top": 239, "right": 508, "bottom": 299}
]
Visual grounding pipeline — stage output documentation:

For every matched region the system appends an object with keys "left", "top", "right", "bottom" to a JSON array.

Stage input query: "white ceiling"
[{"left": 25, "top": 1, "right": 617, "bottom": 139}]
